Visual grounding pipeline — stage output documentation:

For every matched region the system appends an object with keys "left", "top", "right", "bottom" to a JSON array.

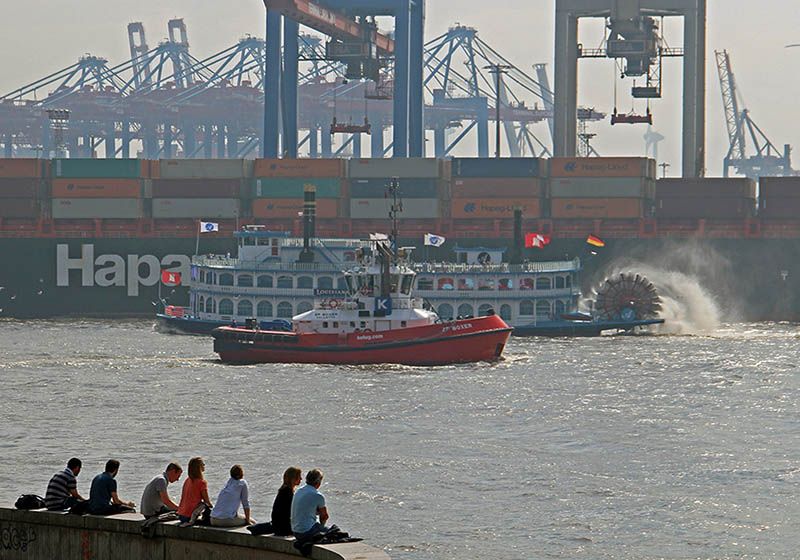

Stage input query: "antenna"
[{"left": 387, "top": 177, "right": 402, "bottom": 258}]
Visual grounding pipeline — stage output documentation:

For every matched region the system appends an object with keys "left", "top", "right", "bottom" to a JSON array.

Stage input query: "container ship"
[{"left": 1, "top": 156, "right": 798, "bottom": 320}]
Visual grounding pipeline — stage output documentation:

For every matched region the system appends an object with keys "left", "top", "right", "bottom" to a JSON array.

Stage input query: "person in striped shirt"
[{"left": 45, "top": 458, "right": 86, "bottom": 510}]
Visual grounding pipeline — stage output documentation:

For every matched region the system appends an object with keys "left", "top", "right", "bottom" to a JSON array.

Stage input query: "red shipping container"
[
  {"left": 656, "top": 197, "right": 754, "bottom": 219},
  {"left": 0, "top": 178, "right": 39, "bottom": 198},
  {"left": 254, "top": 158, "right": 344, "bottom": 178},
  {"left": 52, "top": 178, "right": 142, "bottom": 198},
  {"left": 551, "top": 198, "right": 646, "bottom": 219},
  {"left": 451, "top": 198, "right": 541, "bottom": 219},
  {"left": 0, "top": 159, "right": 44, "bottom": 178},
  {"left": 550, "top": 157, "right": 654, "bottom": 178},
  {"left": 151, "top": 179, "right": 241, "bottom": 198},
  {"left": 0, "top": 198, "right": 39, "bottom": 218},
  {"left": 451, "top": 177, "right": 542, "bottom": 198},
  {"left": 252, "top": 198, "right": 339, "bottom": 219}
]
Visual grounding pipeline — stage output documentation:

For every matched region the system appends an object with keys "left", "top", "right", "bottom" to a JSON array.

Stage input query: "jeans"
[{"left": 294, "top": 522, "right": 329, "bottom": 541}]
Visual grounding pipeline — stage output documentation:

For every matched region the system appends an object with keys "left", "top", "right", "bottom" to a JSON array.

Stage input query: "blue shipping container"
[
  {"left": 349, "top": 178, "right": 439, "bottom": 199},
  {"left": 452, "top": 158, "right": 541, "bottom": 178}
]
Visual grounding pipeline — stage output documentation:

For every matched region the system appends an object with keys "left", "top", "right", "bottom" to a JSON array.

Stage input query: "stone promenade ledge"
[{"left": 0, "top": 506, "right": 390, "bottom": 560}]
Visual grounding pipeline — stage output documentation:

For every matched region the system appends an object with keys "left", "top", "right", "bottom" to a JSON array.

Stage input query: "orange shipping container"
[
  {"left": 451, "top": 178, "right": 542, "bottom": 198},
  {"left": 451, "top": 198, "right": 541, "bottom": 219},
  {"left": 0, "top": 159, "right": 44, "bottom": 178},
  {"left": 254, "top": 158, "right": 344, "bottom": 178},
  {"left": 549, "top": 157, "right": 654, "bottom": 178},
  {"left": 550, "top": 198, "right": 647, "bottom": 219},
  {"left": 252, "top": 198, "right": 339, "bottom": 219},
  {"left": 52, "top": 178, "right": 142, "bottom": 198}
]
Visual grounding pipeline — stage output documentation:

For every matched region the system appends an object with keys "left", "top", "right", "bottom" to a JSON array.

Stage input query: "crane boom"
[{"left": 714, "top": 50, "right": 745, "bottom": 164}]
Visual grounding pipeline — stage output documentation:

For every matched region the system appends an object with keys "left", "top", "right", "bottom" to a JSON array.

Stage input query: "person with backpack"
[
  {"left": 88, "top": 459, "right": 136, "bottom": 515},
  {"left": 140, "top": 462, "right": 183, "bottom": 518},
  {"left": 44, "top": 457, "right": 87, "bottom": 511}
]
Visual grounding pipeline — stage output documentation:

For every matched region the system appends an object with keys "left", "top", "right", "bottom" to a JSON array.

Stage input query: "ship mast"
[{"left": 387, "top": 177, "right": 402, "bottom": 259}]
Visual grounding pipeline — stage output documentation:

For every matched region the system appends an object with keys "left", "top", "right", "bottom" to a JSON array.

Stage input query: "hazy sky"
[{"left": 2, "top": 1, "right": 799, "bottom": 176}]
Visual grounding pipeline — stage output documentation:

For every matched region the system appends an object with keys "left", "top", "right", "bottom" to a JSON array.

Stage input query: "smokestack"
[
  {"left": 298, "top": 184, "right": 316, "bottom": 263},
  {"left": 510, "top": 206, "right": 523, "bottom": 265}
]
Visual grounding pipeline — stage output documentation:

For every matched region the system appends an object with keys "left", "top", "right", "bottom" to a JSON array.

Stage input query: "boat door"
[{"left": 375, "top": 320, "right": 392, "bottom": 332}]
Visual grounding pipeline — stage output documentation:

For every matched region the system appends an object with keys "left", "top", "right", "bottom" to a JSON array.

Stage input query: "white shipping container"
[
  {"left": 158, "top": 159, "right": 253, "bottom": 179},
  {"left": 51, "top": 198, "right": 142, "bottom": 219},
  {"left": 152, "top": 198, "right": 240, "bottom": 218},
  {"left": 549, "top": 177, "right": 655, "bottom": 199},
  {"left": 348, "top": 158, "right": 440, "bottom": 179},
  {"left": 350, "top": 198, "right": 439, "bottom": 219}
]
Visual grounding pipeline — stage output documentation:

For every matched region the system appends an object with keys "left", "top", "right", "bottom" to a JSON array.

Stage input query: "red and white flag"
[
  {"left": 161, "top": 270, "right": 182, "bottom": 286},
  {"left": 525, "top": 232, "right": 552, "bottom": 249}
]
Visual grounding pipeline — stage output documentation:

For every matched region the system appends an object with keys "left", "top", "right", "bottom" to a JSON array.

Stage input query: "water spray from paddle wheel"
[{"left": 592, "top": 273, "right": 662, "bottom": 322}]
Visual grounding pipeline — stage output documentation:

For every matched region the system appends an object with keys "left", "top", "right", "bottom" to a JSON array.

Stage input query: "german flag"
[{"left": 586, "top": 234, "right": 606, "bottom": 248}]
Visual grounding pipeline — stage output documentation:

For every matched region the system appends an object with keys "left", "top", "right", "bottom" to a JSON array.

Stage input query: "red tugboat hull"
[{"left": 213, "top": 315, "right": 512, "bottom": 366}]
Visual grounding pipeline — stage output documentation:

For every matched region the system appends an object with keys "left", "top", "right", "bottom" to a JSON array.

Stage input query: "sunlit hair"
[
  {"left": 230, "top": 464, "right": 244, "bottom": 480},
  {"left": 282, "top": 466, "right": 302, "bottom": 488},
  {"left": 187, "top": 457, "right": 205, "bottom": 480},
  {"left": 306, "top": 468, "right": 323, "bottom": 486}
]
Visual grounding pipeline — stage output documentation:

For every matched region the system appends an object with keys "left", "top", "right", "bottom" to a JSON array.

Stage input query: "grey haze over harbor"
[{"left": 1, "top": 1, "right": 798, "bottom": 175}]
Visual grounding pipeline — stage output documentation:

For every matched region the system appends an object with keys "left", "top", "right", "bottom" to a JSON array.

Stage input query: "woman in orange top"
[{"left": 177, "top": 456, "right": 213, "bottom": 523}]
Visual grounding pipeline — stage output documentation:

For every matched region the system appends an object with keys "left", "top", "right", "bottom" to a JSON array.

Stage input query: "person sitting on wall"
[
  {"left": 88, "top": 459, "right": 136, "bottom": 515},
  {"left": 273, "top": 466, "right": 302, "bottom": 536},
  {"left": 140, "top": 462, "right": 183, "bottom": 519},
  {"left": 44, "top": 457, "right": 87, "bottom": 511},
  {"left": 291, "top": 468, "right": 331, "bottom": 541},
  {"left": 177, "top": 457, "right": 213, "bottom": 524},
  {"left": 210, "top": 464, "right": 254, "bottom": 527}
]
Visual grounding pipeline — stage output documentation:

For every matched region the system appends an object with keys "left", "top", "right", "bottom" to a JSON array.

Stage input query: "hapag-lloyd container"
[
  {"left": 150, "top": 179, "right": 242, "bottom": 198},
  {"left": 0, "top": 178, "right": 40, "bottom": 198},
  {"left": 152, "top": 198, "right": 240, "bottom": 218},
  {"left": 550, "top": 177, "right": 655, "bottom": 199},
  {"left": 450, "top": 198, "right": 542, "bottom": 219},
  {"left": 657, "top": 178, "right": 756, "bottom": 198},
  {"left": 451, "top": 177, "right": 543, "bottom": 198},
  {"left": 0, "top": 159, "right": 46, "bottom": 178},
  {"left": 252, "top": 198, "right": 340, "bottom": 219},
  {"left": 549, "top": 157, "right": 656, "bottom": 178},
  {"left": 451, "top": 158, "right": 542, "bottom": 178},
  {"left": 52, "top": 178, "right": 143, "bottom": 198},
  {"left": 350, "top": 198, "right": 439, "bottom": 219},
  {"left": 657, "top": 197, "right": 755, "bottom": 219},
  {"left": 758, "top": 177, "right": 800, "bottom": 198},
  {"left": 157, "top": 159, "right": 253, "bottom": 179},
  {"left": 758, "top": 196, "right": 800, "bottom": 218},
  {"left": 348, "top": 158, "right": 440, "bottom": 179},
  {"left": 53, "top": 159, "right": 149, "bottom": 179},
  {"left": 51, "top": 198, "right": 143, "bottom": 219},
  {"left": 0, "top": 198, "right": 39, "bottom": 218},
  {"left": 349, "top": 178, "right": 439, "bottom": 198},
  {"left": 550, "top": 198, "right": 648, "bottom": 219},
  {"left": 254, "top": 158, "right": 344, "bottom": 178},
  {"left": 255, "top": 178, "right": 342, "bottom": 198}
]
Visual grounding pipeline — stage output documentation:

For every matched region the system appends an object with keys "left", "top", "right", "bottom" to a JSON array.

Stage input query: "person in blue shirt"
[
  {"left": 290, "top": 468, "right": 330, "bottom": 539},
  {"left": 210, "top": 464, "right": 254, "bottom": 527},
  {"left": 88, "top": 459, "right": 136, "bottom": 515}
]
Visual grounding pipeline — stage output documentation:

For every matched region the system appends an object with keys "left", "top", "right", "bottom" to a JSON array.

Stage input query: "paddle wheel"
[{"left": 592, "top": 273, "right": 662, "bottom": 322}]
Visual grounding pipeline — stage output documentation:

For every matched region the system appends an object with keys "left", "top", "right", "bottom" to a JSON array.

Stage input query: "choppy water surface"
[{"left": 1, "top": 319, "right": 799, "bottom": 559}]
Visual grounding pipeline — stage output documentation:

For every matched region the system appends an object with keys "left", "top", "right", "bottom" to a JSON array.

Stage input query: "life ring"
[
  {"left": 362, "top": 327, "right": 372, "bottom": 332},
  {"left": 328, "top": 299, "right": 341, "bottom": 309}
]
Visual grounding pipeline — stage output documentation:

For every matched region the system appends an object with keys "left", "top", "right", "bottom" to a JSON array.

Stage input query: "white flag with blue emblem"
[
  {"left": 424, "top": 233, "right": 446, "bottom": 247},
  {"left": 200, "top": 221, "right": 219, "bottom": 233}
]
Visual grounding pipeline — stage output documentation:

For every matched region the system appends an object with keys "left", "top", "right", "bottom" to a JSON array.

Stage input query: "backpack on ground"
[{"left": 15, "top": 494, "right": 46, "bottom": 510}]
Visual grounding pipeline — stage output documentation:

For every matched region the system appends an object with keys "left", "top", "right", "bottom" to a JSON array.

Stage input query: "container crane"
[{"left": 715, "top": 49, "right": 792, "bottom": 178}]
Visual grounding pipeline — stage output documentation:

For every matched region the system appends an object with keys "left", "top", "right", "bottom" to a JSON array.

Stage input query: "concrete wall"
[{"left": 0, "top": 507, "right": 389, "bottom": 560}]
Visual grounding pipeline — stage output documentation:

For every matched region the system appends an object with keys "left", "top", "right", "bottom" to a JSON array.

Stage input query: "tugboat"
[{"left": 211, "top": 183, "right": 513, "bottom": 366}]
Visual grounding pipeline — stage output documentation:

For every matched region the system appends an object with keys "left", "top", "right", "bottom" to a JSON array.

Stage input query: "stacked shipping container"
[
  {"left": 449, "top": 158, "right": 543, "bottom": 219},
  {"left": 0, "top": 159, "right": 45, "bottom": 218},
  {"left": 549, "top": 158, "right": 655, "bottom": 219},
  {"left": 253, "top": 159, "right": 344, "bottom": 219},
  {"left": 757, "top": 177, "right": 800, "bottom": 218},
  {"left": 348, "top": 158, "right": 441, "bottom": 219},
  {"left": 51, "top": 159, "right": 147, "bottom": 218},
  {"left": 656, "top": 178, "right": 756, "bottom": 219}
]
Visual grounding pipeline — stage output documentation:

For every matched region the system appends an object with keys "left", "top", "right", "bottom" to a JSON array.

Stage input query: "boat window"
[
  {"left": 238, "top": 274, "right": 253, "bottom": 287},
  {"left": 437, "top": 304, "right": 453, "bottom": 320},
  {"left": 520, "top": 278, "right": 534, "bottom": 291},
  {"left": 478, "top": 278, "right": 495, "bottom": 291},
  {"left": 199, "top": 270, "right": 205, "bottom": 283},
  {"left": 323, "top": 322, "right": 329, "bottom": 328},
  {"left": 401, "top": 321, "right": 407, "bottom": 327},
  {"left": 333, "top": 322, "right": 339, "bottom": 328},
  {"left": 390, "top": 274, "right": 400, "bottom": 293},
  {"left": 237, "top": 299, "right": 253, "bottom": 317},
  {"left": 199, "top": 296, "right": 205, "bottom": 311},
  {"left": 277, "top": 301, "right": 293, "bottom": 318},
  {"left": 417, "top": 277, "right": 434, "bottom": 291},
  {"left": 238, "top": 238, "right": 244, "bottom": 248},
  {"left": 498, "top": 278, "right": 513, "bottom": 290},
  {"left": 500, "top": 304, "right": 512, "bottom": 321},
  {"left": 257, "top": 275, "right": 273, "bottom": 288},
  {"left": 219, "top": 299, "right": 234, "bottom": 315},
  {"left": 478, "top": 304, "right": 494, "bottom": 317},
  {"left": 536, "top": 300, "right": 552, "bottom": 318},
  {"left": 350, "top": 322, "right": 356, "bottom": 327},
  {"left": 555, "top": 276, "right": 566, "bottom": 289},
  {"left": 519, "top": 300, "right": 534, "bottom": 316},
  {"left": 458, "top": 278, "right": 474, "bottom": 291},
  {"left": 298, "top": 276, "right": 313, "bottom": 289},
  {"left": 360, "top": 321, "right": 367, "bottom": 328},
  {"left": 277, "top": 275, "right": 293, "bottom": 289},
  {"left": 297, "top": 301, "right": 313, "bottom": 314},
  {"left": 437, "top": 277, "right": 454, "bottom": 290},
  {"left": 566, "top": 275, "right": 572, "bottom": 288},
  {"left": 317, "top": 276, "right": 334, "bottom": 290},
  {"left": 244, "top": 237, "right": 255, "bottom": 246},
  {"left": 257, "top": 300, "right": 273, "bottom": 317},
  {"left": 258, "top": 237, "right": 271, "bottom": 246},
  {"left": 536, "top": 277, "right": 552, "bottom": 290},
  {"left": 457, "top": 304, "right": 474, "bottom": 318},
  {"left": 401, "top": 275, "right": 413, "bottom": 295},
  {"left": 555, "top": 300, "right": 566, "bottom": 317},
  {"left": 337, "top": 276, "right": 348, "bottom": 290},
  {"left": 219, "top": 273, "right": 234, "bottom": 286}
]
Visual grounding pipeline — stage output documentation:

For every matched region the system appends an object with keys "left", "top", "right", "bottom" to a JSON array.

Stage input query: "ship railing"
[
  {"left": 412, "top": 259, "right": 581, "bottom": 274},
  {"left": 280, "top": 238, "right": 367, "bottom": 249},
  {"left": 193, "top": 256, "right": 345, "bottom": 272},
  {"left": 414, "top": 288, "right": 581, "bottom": 298}
]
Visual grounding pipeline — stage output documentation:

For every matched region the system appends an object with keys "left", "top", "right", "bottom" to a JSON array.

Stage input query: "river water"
[{"left": 1, "top": 319, "right": 798, "bottom": 559}]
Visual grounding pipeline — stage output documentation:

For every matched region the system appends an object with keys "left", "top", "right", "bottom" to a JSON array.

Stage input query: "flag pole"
[{"left": 195, "top": 219, "right": 201, "bottom": 256}]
